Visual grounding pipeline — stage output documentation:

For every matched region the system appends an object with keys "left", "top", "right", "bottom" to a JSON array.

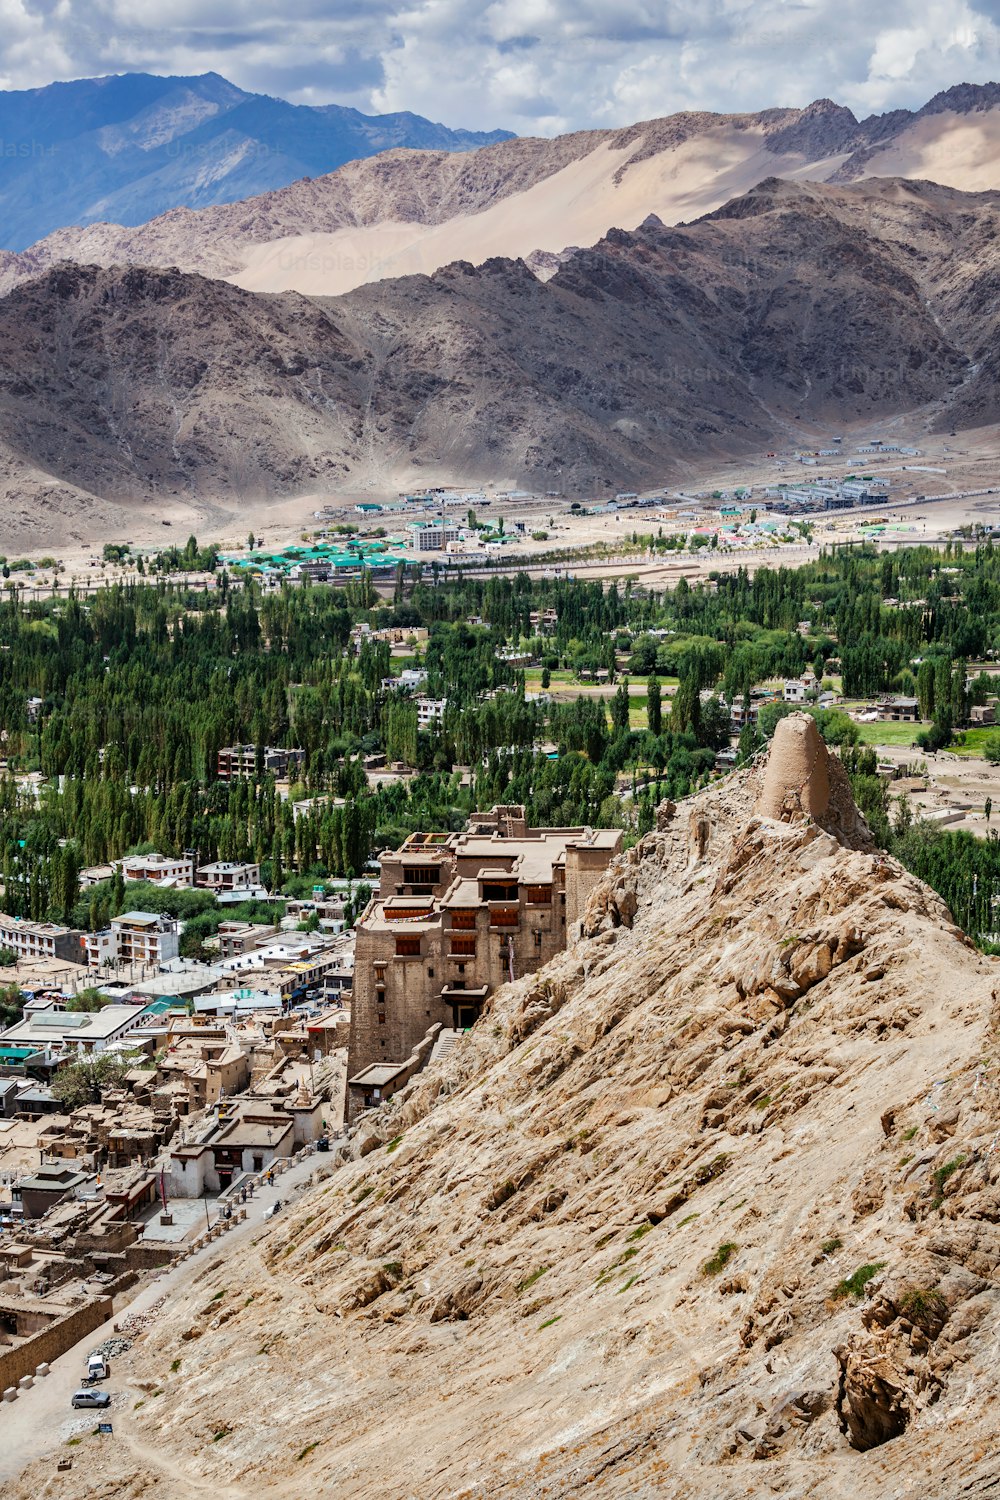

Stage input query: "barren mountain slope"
[
  {"left": 0, "top": 72, "right": 512, "bottom": 251},
  {"left": 4, "top": 177, "right": 998, "bottom": 521},
  {"left": 13, "top": 717, "right": 1000, "bottom": 1499},
  {"left": 5, "top": 85, "right": 1000, "bottom": 297}
]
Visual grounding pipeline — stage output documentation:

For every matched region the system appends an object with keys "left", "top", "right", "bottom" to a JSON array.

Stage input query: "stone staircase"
[{"left": 430, "top": 1028, "right": 463, "bottom": 1065}]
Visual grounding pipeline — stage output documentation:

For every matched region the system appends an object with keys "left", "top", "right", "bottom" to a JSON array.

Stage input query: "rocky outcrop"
[
  {"left": 12, "top": 739, "right": 1000, "bottom": 1500},
  {"left": 754, "top": 713, "right": 873, "bottom": 849}
]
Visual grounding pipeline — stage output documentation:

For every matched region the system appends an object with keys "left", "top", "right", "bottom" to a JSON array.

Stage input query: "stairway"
[{"left": 430, "top": 1028, "right": 463, "bottom": 1065}]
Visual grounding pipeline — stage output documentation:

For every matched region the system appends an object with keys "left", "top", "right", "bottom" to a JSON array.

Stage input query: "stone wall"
[{"left": 0, "top": 1294, "right": 112, "bottom": 1390}]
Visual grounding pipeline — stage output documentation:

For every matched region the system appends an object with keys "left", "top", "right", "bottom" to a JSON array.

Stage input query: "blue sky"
[{"left": 4, "top": 0, "right": 1000, "bottom": 133}]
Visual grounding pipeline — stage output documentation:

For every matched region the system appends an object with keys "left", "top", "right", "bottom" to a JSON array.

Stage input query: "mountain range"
[
  {"left": 4, "top": 83, "right": 1000, "bottom": 297},
  {"left": 1, "top": 174, "right": 997, "bottom": 544},
  {"left": 0, "top": 72, "right": 511, "bottom": 251}
]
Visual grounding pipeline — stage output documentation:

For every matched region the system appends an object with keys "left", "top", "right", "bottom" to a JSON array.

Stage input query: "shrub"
[
  {"left": 833, "top": 1262, "right": 885, "bottom": 1300},
  {"left": 702, "top": 1242, "right": 738, "bottom": 1276},
  {"left": 516, "top": 1266, "right": 549, "bottom": 1294},
  {"left": 820, "top": 1237, "right": 842, "bottom": 1256},
  {"left": 899, "top": 1286, "right": 947, "bottom": 1332}
]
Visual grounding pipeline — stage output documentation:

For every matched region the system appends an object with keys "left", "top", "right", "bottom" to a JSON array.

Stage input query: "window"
[
  {"left": 450, "top": 936, "right": 476, "bottom": 955},
  {"left": 428, "top": 966, "right": 435, "bottom": 978},
  {"left": 525, "top": 885, "right": 552, "bottom": 905},
  {"left": 395, "top": 936, "right": 421, "bottom": 957},
  {"left": 378, "top": 1013, "right": 385, "bottom": 1025},
  {"left": 483, "top": 881, "right": 518, "bottom": 901},
  {"left": 490, "top": 907, "right": 519, "bottom": 928},
  {"left": 403, "top": 865, "right": 439, "bottom": 887},
  {"left": 450, "top": 911, "right": 476, "bottom": 930}
]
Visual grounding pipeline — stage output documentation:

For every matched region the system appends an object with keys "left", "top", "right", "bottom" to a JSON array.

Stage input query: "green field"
[
  {"left": 951, "top": 728, "right": 999, "bottom": 758},
  {"left": 853, "top": 720, "right": 925, "bottom": 748}
]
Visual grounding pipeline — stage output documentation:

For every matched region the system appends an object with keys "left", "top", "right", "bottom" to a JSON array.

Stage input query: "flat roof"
[
  {"left": 348, "top": 1064, "right": 403, "bottom": 1087},
  {"left": 1, "top": 1004, "right": 146, "bottom": 1043}
]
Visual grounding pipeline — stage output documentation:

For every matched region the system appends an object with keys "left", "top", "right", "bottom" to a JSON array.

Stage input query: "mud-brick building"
[{"left": 347, "top": 807, "right": 620, "bottom": 1113}]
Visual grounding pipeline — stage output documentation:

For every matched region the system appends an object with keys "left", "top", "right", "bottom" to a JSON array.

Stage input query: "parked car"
[
  {"left": 86, "top": 1353, "right": 110, "bottom": 1380},
  {"left": 71, "top": 1389, "right": 111, "bottom": 1409}
]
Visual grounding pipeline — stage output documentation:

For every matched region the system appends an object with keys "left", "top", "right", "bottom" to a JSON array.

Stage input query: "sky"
[{"left": 2, "top": 0, "right": 1000, "bottom": 134}]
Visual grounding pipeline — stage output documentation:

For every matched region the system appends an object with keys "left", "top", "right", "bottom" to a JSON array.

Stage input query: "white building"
[
  {"left": 783, "top": 671, "right": 818, "bottom": 704},
  {"left": 196, "top": 861, "right": 263, "bottom": 895},
  {"left": 416, "top": 697, "right": 447, "bottom": 730},
  {"left": 85, "top": 911, "right": 180, "bottom": 968},
  {"left": 407, "top": 521, "right": 461, "bottom": 552},
  {"left": 118, "top": 851, "right": 195, "bottom": 888},
  {"left": 0, "top": 1002, "right": 150, "bottom": 1055}
]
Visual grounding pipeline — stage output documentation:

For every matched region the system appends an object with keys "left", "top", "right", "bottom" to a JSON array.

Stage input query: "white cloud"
[{"left": 1, "top": 0, "right": 999, "bottom": 131}]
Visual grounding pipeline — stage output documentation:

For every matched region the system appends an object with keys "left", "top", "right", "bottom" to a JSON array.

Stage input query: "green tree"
[{"left": 646, "top": 676, "right": 662, "bottom": 737}]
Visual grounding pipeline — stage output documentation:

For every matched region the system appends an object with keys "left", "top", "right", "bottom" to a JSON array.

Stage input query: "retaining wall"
[{"left": 0, "top": 1296, "right": 113, "bottom": 1390}]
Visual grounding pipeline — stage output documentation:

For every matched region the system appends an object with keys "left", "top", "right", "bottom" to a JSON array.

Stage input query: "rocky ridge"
[
  {"left": 4, "top": 84, "right": 1000, "bottom": 298},
  {"left": 4, "top": 175, "right": 1000, "bottom": 530},
  {"left": 13, "top": 716, "right": 1000, "bottom": 1498}
]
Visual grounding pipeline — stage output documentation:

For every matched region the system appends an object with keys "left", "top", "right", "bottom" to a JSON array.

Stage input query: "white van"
[{"left": 86, "top": 1352, "right": 110, "bottom": 1380}]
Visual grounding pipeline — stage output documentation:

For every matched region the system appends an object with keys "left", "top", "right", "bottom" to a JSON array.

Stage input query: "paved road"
[{"left": 0, "top": 1149, "right": 331, "bottom": 1487}]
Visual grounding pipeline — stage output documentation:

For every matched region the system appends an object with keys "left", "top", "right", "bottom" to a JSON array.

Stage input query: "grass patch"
[
  {"left": 753, "top": 1095, "right": 771, "bottom": 1111},
  {"left": 386, "top": 1136, "right": 404, "bottom": 1153},
  {"left": 902, "top": 1125, "right": 919, "bottom": 1141},
  {"left": 900, "top": 1287, "right": 948, "bottom": 1328},
  {"left": 616, "top": 1275, "right": 640, "bottom": 1294},
  {"left": 382, "top": 1261, "right": 403, "bottom": 1280},
  {"left": 539, "top": 1315, "right": 562, "bottom": 1329},
  {"left": 353, "top": 1185, "right": 374, "bottom": 1205},
  {"left": 66, "top": 1437, "right": 82, "bottom": 1446},
  {"left": 626, "top": 1222, "right": 654, "bottom": 1243},
  {"left": 133, "top": 1400, "right": 145, "bottom": 1410},
  {"left": 517, "top": 1265, "right": 549, "bottom": 1294},
  {"left": 933, "top": 1155, "right": 967, "bottom": 1192},
  {"left": 170, "top": 1358, "right": 182, "bottom": 1372},
  {"left": 702, "top": 1242, "right": 738, "bottom": 1276},
  {"left": 677, "top": 1213, "right": 700, "bottom": 1227},
  {"left": 212, "top": 1428, "right": 231, "bottom": 1443},
  {"left": 820, "top": 1237, "right": 842, "bottom": 1256},
  {"left": 833, "top": 1262, "right": 886, "bottom": 1300},
  {"left": 854, "top": 720, "right": 924, "bottom": 747},
  {"left": 209, "top": 1291, "right": 224, "bottom": 1302},
  {"left": 297, "top": 1442, "right": 320, "bottom": 1461}
]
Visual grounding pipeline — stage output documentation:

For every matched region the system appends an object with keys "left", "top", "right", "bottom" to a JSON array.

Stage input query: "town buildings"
[
  {"left": 195, "top": 861, "right": 263, "bottom": 895},
  {"left": 118, "top": 851, "right": 195, "bottom": 887},
  {"left": 85, "top": 911, "right": 180, "bottom": 968},
  {"left": 347, "top": 806, "right": 621, "bottom": 1117},
  {"left": 216, "top": 745, "right": 305, "bottom": 781},
  {"left": 0, "top": 917, "right": 86, "bottom": 965}
]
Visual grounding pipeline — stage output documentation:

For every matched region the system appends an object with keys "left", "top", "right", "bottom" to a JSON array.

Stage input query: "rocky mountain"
[
  {"left": 12, "top": 715, "right": 1000, "bottom": 1498},
  {"left": 0, "top": 72, "right": 512, "bottom": 251},
  {"left": 1, "top": 176, "right": 997, "bottom": 536},
  {"left": 5, "top": 83, "right": 1000, "bottom": 297}
]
